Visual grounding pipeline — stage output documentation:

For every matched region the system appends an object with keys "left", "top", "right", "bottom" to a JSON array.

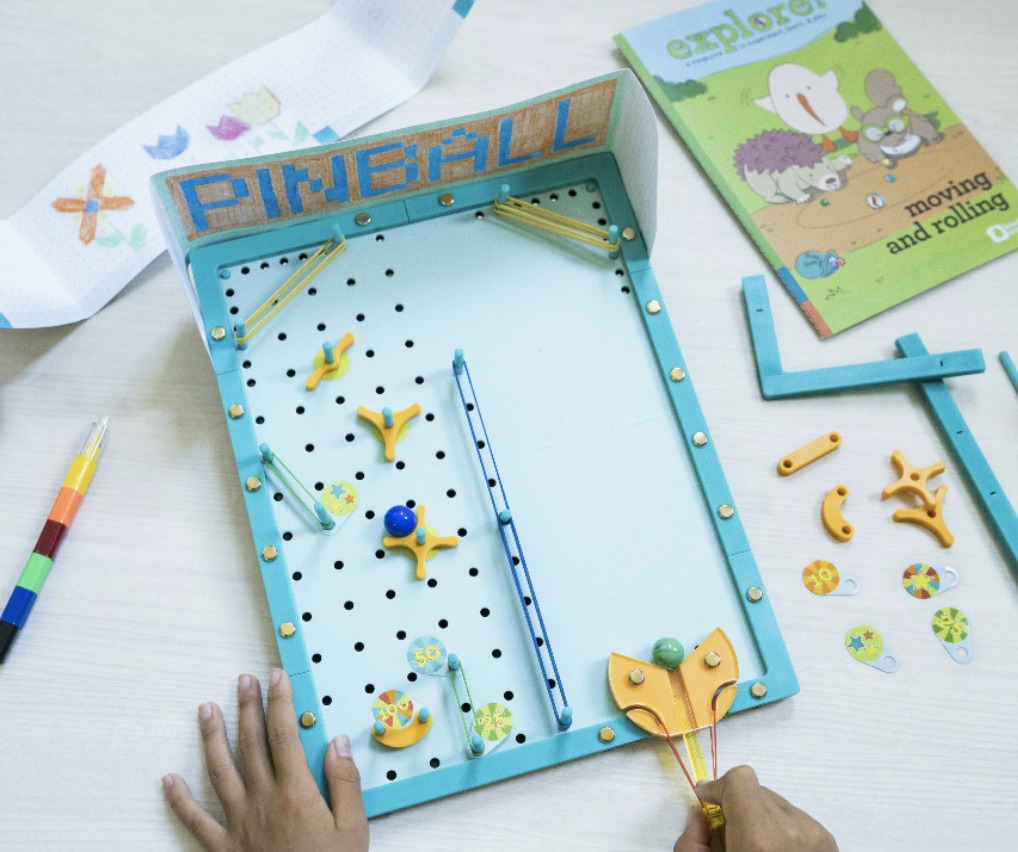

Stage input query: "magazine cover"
[{"left": 616, "top": 0, "right": 1018, "bottom": 337}]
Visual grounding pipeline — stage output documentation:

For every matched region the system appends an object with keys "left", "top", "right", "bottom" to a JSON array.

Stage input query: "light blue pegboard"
[{"left": 189, "top": 154, "right": 798, "bottom": 816}]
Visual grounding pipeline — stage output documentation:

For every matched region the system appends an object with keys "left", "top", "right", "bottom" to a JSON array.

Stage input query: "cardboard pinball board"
[{"left": 153, "top": 71, "right": 798, "bottom": 816}]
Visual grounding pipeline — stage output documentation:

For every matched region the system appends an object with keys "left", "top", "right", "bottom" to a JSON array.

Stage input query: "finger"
[
  {"left": 325, "top": 735, "right": 370, "bottom": 840},
  {"left": 162, "top": 773, "right": 228, "bottom": 852},
  {"left": 198, "top": 701, "right": 246, "bottom": 812},
  {"left": 265, "top": 668, "right": 311, "bottom": 782},
  {"left": 697, "top": 765, "right": 767, "bottom": 823},
  {"left": 236, "top": 673, "right": 274, "bottom": 786},
  {"left": 673, "top": 805, "right": 711, "bottom": 852}
]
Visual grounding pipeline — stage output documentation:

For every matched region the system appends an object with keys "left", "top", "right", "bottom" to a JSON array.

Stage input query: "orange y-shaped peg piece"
[
  {"left": 356, "top": 403, "right": 421, "bottom": 462},
  {"left": 382, "top": 504, "right": 459, "bottom": 579}
]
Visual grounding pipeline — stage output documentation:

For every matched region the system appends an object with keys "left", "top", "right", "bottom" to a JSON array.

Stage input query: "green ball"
[{"left": 652, "top": 637, "right": 685, "bottom": 669}]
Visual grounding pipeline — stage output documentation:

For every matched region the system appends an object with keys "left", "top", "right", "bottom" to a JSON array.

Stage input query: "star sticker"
[
  {"left": 863, "top": 631, "right": 874, "bottom": 640},
  {"left": 847, "top": 636, "right": 865, "bottom": 651},
  {"left": 343, "top": 494, "right": 355, "bottom": 504},
  {"left": 912, "top": 572, "right": 932, "bottom": 591}
]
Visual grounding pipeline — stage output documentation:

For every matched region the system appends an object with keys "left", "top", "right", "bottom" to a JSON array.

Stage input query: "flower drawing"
[
  {"left": 142, "top": 125, "right": 190, "bottom": 159},
  {"left": 228, "top": 85, "right": 281, "bottom": 126},
  {"left": 207, "top": 115, "right": 251, "bottom": 141},
  {"left": 51, "top": 164, "right": 134, "bottom": 245}
]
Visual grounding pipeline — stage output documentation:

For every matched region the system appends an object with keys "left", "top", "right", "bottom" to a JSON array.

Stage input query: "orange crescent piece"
[
  {"left": 371, "top": 711, "right": 433, "bottom": 748},
  {"left": 821, "top": 484, "right": 853, "bottom": 542}
]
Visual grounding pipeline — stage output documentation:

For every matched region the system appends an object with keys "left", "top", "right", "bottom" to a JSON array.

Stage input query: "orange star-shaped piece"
[
  {"left": 882, "top": 450, "right": 945, "bottom": 507},
  {"left": 893, "top": 484, "right": 955, "bottom": 547},
  {"left": 382, "top": 504, "right": 459, "bottom": 580}
]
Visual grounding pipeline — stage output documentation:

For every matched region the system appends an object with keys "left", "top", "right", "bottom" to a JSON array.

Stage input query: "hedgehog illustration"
[{"left": 734, "top": 129, "right": 853, "bottom": 204}]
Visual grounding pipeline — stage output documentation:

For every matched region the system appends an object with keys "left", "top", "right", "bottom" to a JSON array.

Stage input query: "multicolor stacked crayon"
[{"left": 0, "top": 418, "right": 108, "bottom": 663}]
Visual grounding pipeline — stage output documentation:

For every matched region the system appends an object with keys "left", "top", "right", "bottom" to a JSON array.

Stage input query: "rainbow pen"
[{"left": 0, "top": 418, "right": 108, "bottom": 664}]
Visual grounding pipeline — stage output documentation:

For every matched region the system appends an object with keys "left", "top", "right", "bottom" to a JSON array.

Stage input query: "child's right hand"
[{"left": 674, "top": 765, "right": 838, "bottom": 852}]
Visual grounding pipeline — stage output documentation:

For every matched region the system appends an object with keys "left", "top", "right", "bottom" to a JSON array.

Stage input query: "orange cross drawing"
[{"left": 51, "top": 164, "right": 134, "bottom": 245}]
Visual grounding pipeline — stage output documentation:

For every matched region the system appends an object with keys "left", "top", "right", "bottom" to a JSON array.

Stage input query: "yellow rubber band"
[
  {"left": 236, "top": 235, "right": 347, "bottom": 345},
  {"left": 493, "top": 195, "right": 620, "bottom": 253}
]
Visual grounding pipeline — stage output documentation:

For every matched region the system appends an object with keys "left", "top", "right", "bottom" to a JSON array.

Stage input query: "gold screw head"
[
  {"left": 750, "top": 682, "right": 767, "bottom": 699},
  {"left": 599, "top": 726, "right": 616, "bottom": 743},
  {"left": 693, "top": 431, "right": 708, "bottom": 446},
  {"left": 621, "top": 227, "right": 637, "bottom": 241},
  {"left": 747, "top": 586, "right": 764, "bottom": 602},
  {"left": 279, "top": 622, "right": 296, "bottom": 638},
  {"left": 211, "top": 326, "right": 226, "bottom": 340},
  {"left": 704, "top": 651, "right": 722, "bottom": 668},
  {"left": 670, "top": 367, "right": 686, "bottom": 382},
  {"left": 300, "top": 711, "right": 317, "bottom": 728},
  {"left": 355, "top": 212, "right": 371, "bottom": 226},
  {"left": 646, "top": 300, "right": 662, "bottom": 314},
  {"left": 262, "top": 545, "right": 278, "bottom": 561},
  {"left": 246, "top": 476, "right": 262, "bottom": 492},
  {"left": 628, "top": 669, "right": 646, "bottom": 685},
  {"left": 228, "top": 404, "right": 244, "bottom": 419},
  {"left": 718, "top": 504, "right": 734, "bottom": 519},
  {"left": 439, "top": 192, "right": 455, "bottom": 207}
]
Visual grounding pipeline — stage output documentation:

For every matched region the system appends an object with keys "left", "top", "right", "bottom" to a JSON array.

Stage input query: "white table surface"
[{"left": 2, "top": 1, "right": 1017, "bottom": 849}]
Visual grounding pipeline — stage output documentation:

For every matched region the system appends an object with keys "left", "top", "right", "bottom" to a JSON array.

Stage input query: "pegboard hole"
[
  {"left": 425, "top": 413, "right": 435, "bottom": 422},
  {"left": 427, "top": 578, "right": 438, "bottom": 588},
  {"left": 415, "top": 376, "right": 424, "bottom": 385},
  {"left": 240, "top": 267, "right": 250, "bottom": 275},
  {"left": 386, "top": 590, "right": 396, "bottom": 599},
  {"left": 492, "top": 649, "right": 502, "bottom": 658},
  {"left": 386, "top": 770, "right": 397, "bottom": 781},
  {"left": 280, "top": 257, "right": 289, "bottom": 265},
  {"left": 385, "top": 269, "right": 394, "bottom": 277},
  {"left": 406, "top": 500, "right": 416, "bottom": 508},
  {"left": 302, "top": 612, "right": 312, "bottom": 622},
  {"left": 247, "top": 379, "right": 256, "bottom": 387},
  {"left": 396, "top": 461, "right": 405, "bottom": 470},
  {"left": 355, "top": 471, "right": 365, "bottom": 480},
  {"left": 334, "top": 560, "right": 344, "bottom": 570},
  {"left": 292, "top": 571, "right": 302, "bottom": 581},
  {"left": 480, "top": 608, "right": 490, "bottom": 617},
  {"left": 407, "top": 672, "right": 418, "bottom": 682},
  {"left": 296, "top": 406, "right": 305, "bottom": 415},
  {"left": 376, "top": 234, "right": 385, "bottom": 242},
  {"left": 516, "top": 733, "right": 526, "bottom": 743},
  {"left": 461, "top": 702, "right": 472, "bottom": 713},
  {"left": 477, "top": 440, "right": 485, "bottom": 449},
  {"left": 322, "top": 695, "right": 332, "bottom": 705},
  {"left": 230, "top": 306, "right": 240, "bottom": 315},
  {"left": 344, "top": 601, "right": 355, "bottom": 610},
  {"left": 436, "top": 451, "right": 446, "bottom": 460},
  {"left": 347, "top": 277, "right": 356, "bottom": 286},
  {"left": 278, "top": 332, "right": 287, "bottom": 341},
  {"left": 405, "top": 340, "right": 414, "bottom": 348},
  {"left": 366, "top": 349, "right": 375, "bottom": 358},
  {"left": 375, "top": 550, "right": 385, "bottom": 559},
  {"left": 317, "top": 323, "right": 326, "bottom": 331},
  {"left": 548, "top": 678, "right": 556, "bottom": 688},
  {"left": 354, "top": 642, "right": 365, "bottom": 652},
  {"left": 242, "top": 361, "right": 252, "bottom": 369},
  {"left": 356, "top": 313, "right": 365, "bottom": 321},
  {"left": 395, "top": 304, "right": 404, "bottom": 312},
  {"left": 504, "top": 691, "right": 514, "bottom": 701},
  {"left": 345, "top": 433, "right": 355, "bottom": 442},
  {"left": 314, "top": 482, "right": 323, "bottom": 491},
  {"left": 225, "top": 288, "right": 235, "bottom": 297},
  {"left": 308, "top": 288, "right": 317, "bottom": 296},
  {"left": 365, "top": 510, "right": 376, "bottom": 520},
  {"left": 255, "top": 416, "right": 265, "bottom": 424},
  {"left": 274, "top": 493, "right": 283, "bottom": 502},
  {"left": 312, "top": 653, "right": 321, "bottom": 663},
  {"left": 283, "top": 532, "right": 293, "bottom": 541},
  {"left": 488, "top": 479, "right": 496, "bottom": 488},
  {"left": 536, "top": 637, "right": 544, "bottom": 647},
  {"left": 396, "top": 630, "right": 407, "bottom": 640},
  {"left": 365, "top": 684, "right": 375, "bottom": 694},
  {"left": 261, "top": 261, "right": 270, "bottom": 269},
  {"left": 336, "top": 396, "right": 346, "bottom": 405},
  {"left": 469, "top": 567, "right": 479, "bottom": 577},
  {"left": 447, "top": 489, "right": 457, "bottom": 498},
  {"left": 457, "top": 528, "right": 467, "bottom": 537},
  {"left": 305, "top": 444, "right": 315, "bottom": 453},
  {"left": 286, "top": 368, "right": 296, "bottom": 378},
  {"left": 438, "top": 619, "right": 449, "bottom": 629},
  {"left": 430, "top": 758, "right": 441, "bottom": 768}
]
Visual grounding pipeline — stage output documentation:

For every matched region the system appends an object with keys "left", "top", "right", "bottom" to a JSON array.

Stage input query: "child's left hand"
[{"left": 163, "top": 668, "right": 370, "bottom": 852}]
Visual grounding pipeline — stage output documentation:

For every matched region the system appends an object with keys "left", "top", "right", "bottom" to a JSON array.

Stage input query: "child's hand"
[
  {"left": 674, "top": 765, "right": 837, "bottom": 852},
  {"left": 163, "top": 669, "right": 369, "bottom": 852}
]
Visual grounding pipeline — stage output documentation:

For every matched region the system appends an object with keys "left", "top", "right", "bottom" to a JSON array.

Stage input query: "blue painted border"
[{"left": 189, "top": 154, "right": 799, "bottom": 816}]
